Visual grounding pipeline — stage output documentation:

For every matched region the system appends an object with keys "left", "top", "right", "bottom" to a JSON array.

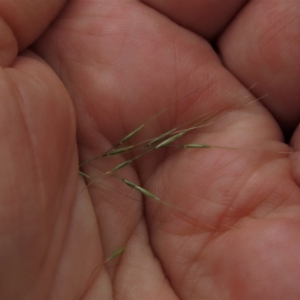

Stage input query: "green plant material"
[
  {"left": 155, "top": 131, "right": 187, "bottom": 149},
  {"left": 183, "top": 143, "right": 211, "bottom": 149},
  {"left": 119, "top": 124, "right": 145, "bottom": 145},
  {"left": 102, "top": 145, "right": 134, "bottom": 157},
  {"left": 104, "top": 247, "right": 125, "bottom": 263},
  {"left": 153, "top": 125, "right": 205, "bottom": 150},
  {"left": 120, "top": 178, "right": 182, "bottom": 211},
  {"left": 147, "top": 128, "right": 177, "bottom": 146},
  {"left": 122, "top": 179, "right": 161, "bottom": 201},
  {"left": 79, "top": 171, "right": 91, "bottom": 178},
  {"left": 109, "top": 159, "right": 134, "bottom": 173}
]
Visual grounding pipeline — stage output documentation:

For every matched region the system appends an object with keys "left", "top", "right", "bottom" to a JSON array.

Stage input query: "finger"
[
  {"left": 0, "top": 0, "right": 68, "bottom": 66},
  {"left": 218, "top": 0, "right": 300, "bottom": 134},
  {"left": 141, "top": 0, "right": 247, "bottom": 39},
  {"left": 0, "top": 52, "right": 76, "bottom": 299}
]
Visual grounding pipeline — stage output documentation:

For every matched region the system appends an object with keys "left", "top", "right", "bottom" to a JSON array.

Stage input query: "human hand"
[{"left": 1, "top": 0, "right": 300, "bottom": 299}]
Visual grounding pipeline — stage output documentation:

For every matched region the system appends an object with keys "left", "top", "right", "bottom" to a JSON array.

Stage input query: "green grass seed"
[
  {"left": 79, "top": 171, "right": 91, "bottom": 178},
  {"left": 155, "top": 131, "right": 187, "bottom": 149},
  {"left": 102, "top": 145, "right": 135, "bottom": 157},
  {"left": 122, "top": 179, "right": 161, "bottom": 201},
  {"left": 118, "top": 124, "right": 145, "bottom": 145},
  {"left": 183, "top": 143, "right": 211, "bottom": 149},
  {"left": 147, "top": 128, "right": 177, "bottom": 146},
  {"left": 104, "top": 247, "right": 126, "bottom": 263}
]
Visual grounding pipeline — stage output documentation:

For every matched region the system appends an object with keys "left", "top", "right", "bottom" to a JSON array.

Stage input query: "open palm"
[{"left": 1, "top": 0, "right": 300, "bottom": 299}]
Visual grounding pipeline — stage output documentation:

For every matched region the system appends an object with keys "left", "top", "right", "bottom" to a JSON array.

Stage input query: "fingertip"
[
  {"left": 0, "top": 17, "right": 18, "bottom": 67},
  {"left": 218, "top": 0, "right": 300, "bottom": 133},
  {"left": 141, "top": 0, "right": 247, "bottom": 39}
]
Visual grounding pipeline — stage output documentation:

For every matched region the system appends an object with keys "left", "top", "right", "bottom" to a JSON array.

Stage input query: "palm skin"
[{"left": 1, "top": 0, "right": 300, "bottom": 299}]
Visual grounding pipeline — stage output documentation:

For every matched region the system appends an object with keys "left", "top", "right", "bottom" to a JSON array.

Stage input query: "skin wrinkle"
[
  {"left": 114, "top": 227, "right": 175, "bottom": 300},
  {"left": 158, "top": 153, "right": 230, "bottom": 227},
  {"left": 37, "top": 136, "right": 78, "bottom": 300},
  {"left": 4, "top": 70, "right": 46, "bottom": 204},
  {"left": 242, "top": 160, "right": 292, "bottom": 215},
  {"left": 42, "top": 170, "right": 75, "bottom": 300},
  {"left": 113, "top": 254, "right": 173, "bottom": 299},
  {"left": 215, "top": 158, "right": 280, "bottom": 224},
  {"left": 151, "top": 144, "right": 296, "bottom": 296},
  {"left": 152, "top": 178, "right": 225, "bottom": 298},
  {"left": 264, "top": 178, "right": 300, "bottom": 215},
  {"left": 171, "top": 35, "right": 180, "bottom": 124},
  {"left": 84, "top": 262, "right": 106, "bottom": 297},
  {"left": 261, "top": 16, "right": 298, "bottom": 66},
  {"left": 139, "top": 207, "right": 179, "bottom": 299},
  {"left": 52, "top": 179, "right": 103, "bottom": 300},
  {"left": 1, "top": 64, "right": 72, "bottom": 299}
]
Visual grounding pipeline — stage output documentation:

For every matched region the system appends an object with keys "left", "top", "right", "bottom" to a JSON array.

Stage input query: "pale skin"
[{"left": 1, "top": 0, "right": 300, "bottom": 299}]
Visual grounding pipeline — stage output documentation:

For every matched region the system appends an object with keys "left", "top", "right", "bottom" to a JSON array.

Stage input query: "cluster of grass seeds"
[{"left": 79, "top": 87, "right": 285, "bottom": 263}]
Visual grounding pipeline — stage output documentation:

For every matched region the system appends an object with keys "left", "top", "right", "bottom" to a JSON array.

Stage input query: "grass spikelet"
[
  {"left": 147, "top": 128, "right": 177, "bottom": 146},
  {"left": 122, "top": 179, "right": 161, "bottom": 201},
  {"left": 104, "top": 247, "right": 125, "bottom": 263},
  {"left": 102, "top": 145, "right": 135, "bottom": 157},
  {"left": 118, "top": 124, "right": 145, "bottom": 145},
  {"left": 109, "top": 159, "right": 134, "bottom": 173},
  {"left": 183, "top": 143, "right": 211, "bottom": 149},
  {"left": 79, "top": 171, "right": 91, "bottom": 178},
  {"left": 155, "top": 131, "right": 187, "bottom": 149}
]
